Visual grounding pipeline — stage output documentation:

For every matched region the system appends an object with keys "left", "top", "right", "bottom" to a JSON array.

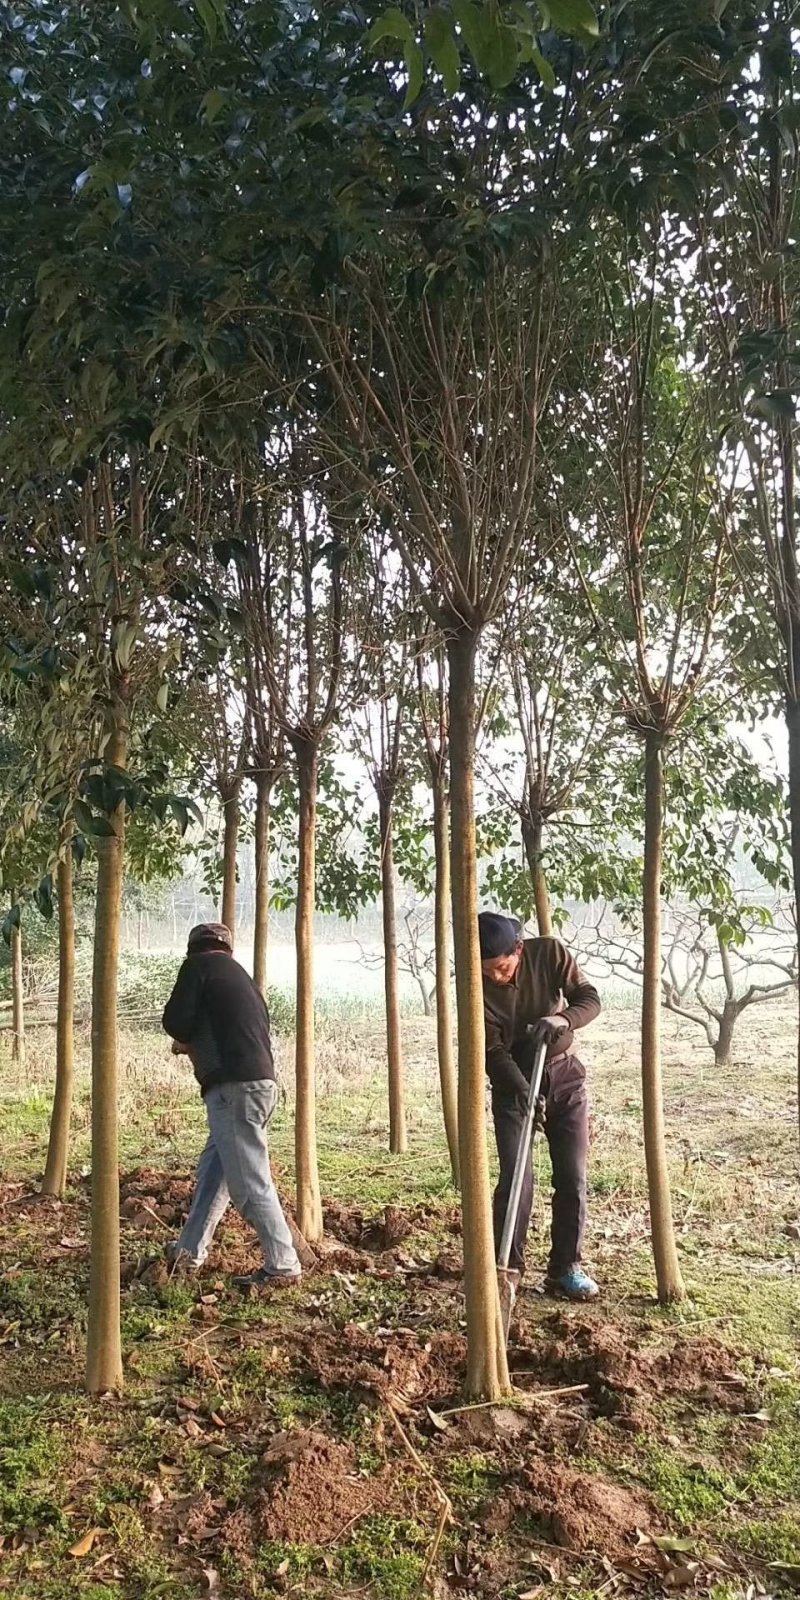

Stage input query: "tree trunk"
[
  {"left": 642, "top": 733, "right": 685, "bottom": 1304},
  {"left": 432, "top": 780, "right": 459, "bottom": 1189},
  {"left": 253, "top": 773, "right": 271, "bottom": 996},
  {"left": 379, "top": 793, "right": 407, "bottom": 1154},
  {"left": 522, "top": 815, "right": 553, "bottom": 937},
  {"left": 713, "top": 1002, "right": 738, "bottom": 1070},
  {"left": 42, "top": 852, "right": 75, "bottom": 1198},
  {"left": 448, "top": 629, "right": 510, "bottom": 1399},
  {"left": 220, "top": 785, "right": 240, "bottom": 939},
  {"left": 10, "top": 922, "right": 24, "bottom": 1068},
  {"left": 86, "top": 722, "right": 127, "bottom": 1394},
  {"left": 786, "top": 696, "right": 800, "bottom": 1142},
  {"left": 294, "top": 744, "right": 323, "bottom": 1242}
]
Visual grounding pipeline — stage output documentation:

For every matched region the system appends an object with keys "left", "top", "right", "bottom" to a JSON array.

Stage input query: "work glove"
[{"left": 526, "top": 1015, "right": 569, "bottom": 1054}]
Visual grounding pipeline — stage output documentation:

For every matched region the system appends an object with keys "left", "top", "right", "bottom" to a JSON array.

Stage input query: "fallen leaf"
[
  {"left": 426, "top": 1406, "right": 450, "bottom": 1432},
  {"left": 275, "top": 1559, "right": 290, "bottom": 1577},
  {"left": 184, "top": 1417, "right": 203, "bottom": 1439},
  {"left": 69, "top": 1528, "right": 106, "bottom": 1558},
  {"left": 654, "top": 1537, "right": 697, "bottom": 1554},
  {"left": 147, "top": 1484, "right": 164, "bottom": 1509},
  {"left": 210, "top": 1412, "right": 226, "bottom": 1428},
  {"left": 742, "top": 1410, "right": 771, "bottom": 1422},
  {"left": 202, "top": 1566, "right": 220, "bottom": 1594}
]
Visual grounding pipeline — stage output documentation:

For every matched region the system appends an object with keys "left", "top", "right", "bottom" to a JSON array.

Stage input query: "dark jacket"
[
  {"left": 162, "top": 951, "right": 275, "bottom": 1096},
  {"left": 483, "top": 937, "right": 600, "bottom": 1104}
]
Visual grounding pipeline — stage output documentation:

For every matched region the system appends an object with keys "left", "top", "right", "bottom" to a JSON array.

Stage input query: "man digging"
[
  {"left": 161, "top": 922, "right": 302, "bottom": 1291},
  {"left": 479, "top": 911, "right": 601, "bottom": 1302}
]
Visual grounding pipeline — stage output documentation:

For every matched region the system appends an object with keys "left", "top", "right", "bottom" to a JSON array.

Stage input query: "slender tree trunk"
[
  {"left": 253, "top": 773, "right": 271, "bottom": 996},
  {"left": 642, "top": 733, "right": 685, "bottom": 1304},
  {"left": 294, "top": 744, "right": 323, "bottom": 1242},
  {"left": 522, "top": 815, "right": 553, "bottom": 937},
  {"left": 10, "top": 922, "right": 24, "bottom": 1068},
  {"left": 86, "top": 722, "right": 127, "bottom": 1394},
  {"left": 432, "top": 780, "right": 459, "bottom": 1188},
  {"left": 220, "top": 785, "right": 240, "bottom": 939},
  {"left": 379, "top": 793, "right": 407, "bottom": 1154},
  {"left": 42, "top": 853, "right": 75, "bottom": 1198},
  {"left": 786, "top": 696, "right": 800, "bottom": 1141},
  {"left": 448, "top": 629, "right": 510, "bottom": 1399},
  {"left": 713, "top": 1003, "right": 738, "bottom": 1070}
]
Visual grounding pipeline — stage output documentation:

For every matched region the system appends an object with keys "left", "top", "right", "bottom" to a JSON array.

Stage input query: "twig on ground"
[
  {"left": 387, "top": 1403, "right": 454, "bottom": 1594},
  {"left": 438, "top": 1382, "right": 588, "bottom": 1416}
]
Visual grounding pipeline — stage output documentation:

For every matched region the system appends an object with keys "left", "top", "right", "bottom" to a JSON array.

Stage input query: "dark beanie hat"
[
  {"left": 478, "top": 912, "right": 522, "bottom": 960},
  {"left": 187, "top": 922, "right": 233, "bottom": 954}
]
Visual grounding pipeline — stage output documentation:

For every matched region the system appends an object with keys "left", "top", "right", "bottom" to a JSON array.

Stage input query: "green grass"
[{"left": 0, "top": 1397, "right": 68, "bottom": 1534}]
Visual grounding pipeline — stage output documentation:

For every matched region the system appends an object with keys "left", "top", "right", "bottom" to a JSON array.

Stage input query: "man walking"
[
  {"left": 162, "top": 922, "right": 301, "bottom": 1290},
  {"left": 479, "top": 911, "right": 601, "bottom": 1301}
]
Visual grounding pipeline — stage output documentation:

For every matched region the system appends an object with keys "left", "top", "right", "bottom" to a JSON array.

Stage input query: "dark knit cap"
[
  {"left": 187, "top": 921, "right": 233, "bottom": 953},
  {"left": 478, "top": 912, "right": 522, "bottom": 960}
]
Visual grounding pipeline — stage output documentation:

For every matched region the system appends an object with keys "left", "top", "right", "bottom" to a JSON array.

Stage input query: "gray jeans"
[{"left": 171, "top": 1080, "right": 300, "bottom": 1276}]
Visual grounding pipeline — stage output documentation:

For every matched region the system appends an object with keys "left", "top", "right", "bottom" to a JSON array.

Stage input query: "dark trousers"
[{"left": 492, "top": 1051, "right": 588, "bottom": 1278}]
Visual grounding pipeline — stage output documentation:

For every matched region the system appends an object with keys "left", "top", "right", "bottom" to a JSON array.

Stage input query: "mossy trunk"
[
  {"left": 642, "top": 732, "right": 685, "bottom": 1305},
  {"left": 42, "top": 852, "right": 75, "bottom": 1198},
  {"left": 448, "top": 629, "right": 511, "bottom": 1400},
  {"left": 86, "top": 724, "right": 127, "bottom": 1393}
]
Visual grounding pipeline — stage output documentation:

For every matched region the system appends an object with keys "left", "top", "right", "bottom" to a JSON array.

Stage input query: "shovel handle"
[{"left": 496, "top": 1041, "right": 548, "bottom": 1271}]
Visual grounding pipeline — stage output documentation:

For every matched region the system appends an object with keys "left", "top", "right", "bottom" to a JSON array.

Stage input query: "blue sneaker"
[{"left": 545, "top": 1267, "right": 599, "bottom": 1301}]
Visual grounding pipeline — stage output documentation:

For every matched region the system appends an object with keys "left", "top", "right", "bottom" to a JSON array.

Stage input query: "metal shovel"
[{"left": 497, "top": 1038, "right": 548, "bottom": 1343}]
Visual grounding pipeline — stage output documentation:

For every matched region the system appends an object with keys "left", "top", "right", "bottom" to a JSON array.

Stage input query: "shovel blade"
[{"left": 497, "top": 1267, "right": 521, "bottom": 1344}]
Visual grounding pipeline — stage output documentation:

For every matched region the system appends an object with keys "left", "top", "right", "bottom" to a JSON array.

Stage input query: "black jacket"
[{"left": 162, "top": 951, "right": 275, "bottom": 1096}]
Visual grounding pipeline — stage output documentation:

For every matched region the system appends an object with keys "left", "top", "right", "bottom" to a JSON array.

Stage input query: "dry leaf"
[
  {"left": 69, "top": 1527, "right": 105, "bottom": 1558},
  {"left": 210, "top": 1412, "right": 226, "bottom": 1429},
  {"left": 184, "top": 1417, "right": 203, "bottom": 1439},
  {"left": 275, "top": 1559, "right": 290, "bottom": 1577},
  {"left": 202, "top": 1566, "right": 220, "bottom": 1594},
  {"left": 654, "top": 1537, "right": 697, "bottom": 1554},
  {"left": 147, "top": 1484, "right": 164, "bottom": 1509},
  {"left": 426, "top": 1406, "right": 450, "bottom": 1432}
]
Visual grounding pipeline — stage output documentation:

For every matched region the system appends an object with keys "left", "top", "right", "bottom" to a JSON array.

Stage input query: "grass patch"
[
  {"left": 338, "top": 1515, "right": 429, "bottom": 1600},
  {"left": 639, "top": 1443, "right": 739, "bottom": 1527},
  {"left": 0, "top": 1397, "right": 67, "bottom": 1534}
]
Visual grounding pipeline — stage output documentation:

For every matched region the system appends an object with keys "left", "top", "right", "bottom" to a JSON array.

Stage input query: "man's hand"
[{"left": 527, "top": 1015, "right": 569, "bottom": 1052}]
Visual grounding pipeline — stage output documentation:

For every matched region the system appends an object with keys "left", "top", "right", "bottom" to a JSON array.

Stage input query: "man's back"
[{"left": 163, "top": 951, "right": 275, "bottom": 1094}]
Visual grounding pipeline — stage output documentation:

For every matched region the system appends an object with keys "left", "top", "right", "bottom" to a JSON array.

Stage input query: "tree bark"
[
  {"left": 220, "top": 785, "right": 240, "bottom": 939},
  {"left": 10, "top": 922, "right": 24, "bottom": 1068},
  {"left": 294, "top": 743, "right": 323, "bottom": 1242},
  {"left": 42, "top": 852, "right": 75, "bottom": 1198},
  {"left": 86, "top": 722, "right": 127, "bottom": 1394},
  {"left": 786, "top": 696, "right": 800, "bottom": 1140},
  {"left": 379, "top": 792, "right": 407, "bottom": 1154},
  {"left": 713, "top": 1003, "right": 738, "bottom": 1070},
  {"left": 432, "top": 780, "right": 459, "bottom": 1188},
  {"left": 522, "top": 815, "right": 553, "bottom": 937},
  {"left": 448, "top": 629, "right": 510, "bottom": 1399},
  {"left": 253, "top": 772, "right": 272, "bottom": 996},
  {"left": 642, "top": 732, "right": 685, "bottom": 1304}
]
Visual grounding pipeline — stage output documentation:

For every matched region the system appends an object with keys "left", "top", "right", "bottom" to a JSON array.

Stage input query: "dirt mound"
[
  {"left": 304, "top": 1323, "right": 466, "bottom": 1409},
  {"left": 120, "top": 1167, "right": 194, "bottom": 1229},
  {"left": 322, "top": 1200, "right": 436, "bottom": 1252},
  {"left": 521, "top": 1459, "right": 656, "bottom": 1558},
  {"left": 518, "top": 1313, "right": 752, "bottom": 1415},
  {"left": 256, "top": 1428, "right": 380, "bottom": 1544}
]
